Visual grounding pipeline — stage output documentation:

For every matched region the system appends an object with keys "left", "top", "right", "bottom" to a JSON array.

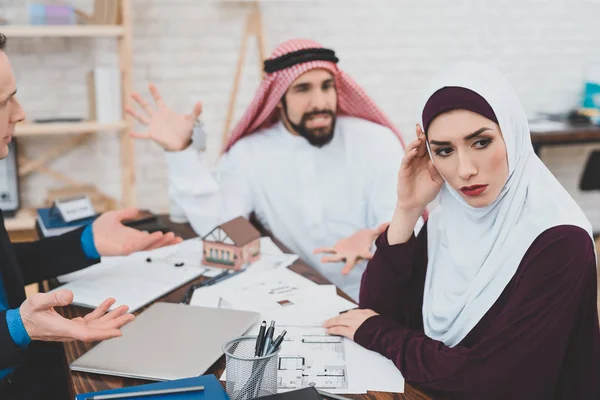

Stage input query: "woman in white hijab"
[{"left": 324, "top": 62, "right": 599, "bottom": 399}]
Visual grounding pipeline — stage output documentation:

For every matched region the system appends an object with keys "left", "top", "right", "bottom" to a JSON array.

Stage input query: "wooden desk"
[
  {"left": 530, "top": 124, "right": 600, "bottom": 155},
  {"left": 58, "top": 216, "right": 433, "bottom": 400}
]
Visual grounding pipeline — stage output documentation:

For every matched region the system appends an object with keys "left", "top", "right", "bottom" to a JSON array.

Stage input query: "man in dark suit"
[{"left": 0, "top": 33, "right": 183, "bottom": 399}]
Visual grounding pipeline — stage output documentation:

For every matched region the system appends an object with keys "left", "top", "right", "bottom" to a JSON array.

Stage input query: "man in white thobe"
[{"left": 127, "top": 39, "right": 419, "bottom": 300}]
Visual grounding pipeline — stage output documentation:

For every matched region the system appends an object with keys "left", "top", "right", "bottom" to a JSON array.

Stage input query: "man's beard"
[{"left": 282, "top": 100, "right": 336, "bottom": 148}]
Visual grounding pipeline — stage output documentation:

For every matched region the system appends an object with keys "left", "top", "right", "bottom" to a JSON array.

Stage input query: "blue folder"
[{"left": 75, "top": 374, "right": 229, "bottom": 400}]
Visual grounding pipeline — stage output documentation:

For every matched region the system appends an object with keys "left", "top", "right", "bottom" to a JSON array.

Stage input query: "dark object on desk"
[
  {"left": 180, "top": 269, "right": 245, "bottom": 304},
  {"left": 255, "top": 320, "right": 267, "bottom": 356},
  {"left": 579, "top": 150, "right": 600, "bottom": 191},
  {"left": 122, "top": 210, "right": 169, "bottom": 233},
  {"left": 317, "top": 389, "right": 354, "bottom": 400},
  {"left": 36, "top": 209, "right": 167, "bottom": 238},
  {"left": 262, "top": 320, "right": 276, "bottom": 356},
  {"left": 567, "top": 110, "right": 592, "bottom": 126},
  {"left": 256, "top": 386, "right": 322, "bottom": 399}
]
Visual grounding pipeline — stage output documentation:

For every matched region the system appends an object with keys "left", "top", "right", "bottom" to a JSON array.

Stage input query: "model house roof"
[{"left": 202, "top": 216, "right": 261, "bottom": 246}]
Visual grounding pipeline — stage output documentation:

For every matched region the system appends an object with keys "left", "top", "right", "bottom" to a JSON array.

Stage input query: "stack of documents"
[
  {"left": 52, "top": 237, "right": 299, "bottom": 313},
  {"left": 53, "top": 238, "right": 219, "bottom": 313}
]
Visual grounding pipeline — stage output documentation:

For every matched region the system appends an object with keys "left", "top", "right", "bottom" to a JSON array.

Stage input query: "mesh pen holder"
[{"left": 222, "top": 336, "right": 280, "bottom": 400}]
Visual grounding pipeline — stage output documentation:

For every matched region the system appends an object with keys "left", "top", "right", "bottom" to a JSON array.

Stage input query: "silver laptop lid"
[{"left": 70, "top": 302, "right": 260, "bottom": 381}]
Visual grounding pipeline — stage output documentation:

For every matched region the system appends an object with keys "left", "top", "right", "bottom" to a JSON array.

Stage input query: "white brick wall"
[{"left": 2, "top": 0, "right": 600, "bottom": 228}]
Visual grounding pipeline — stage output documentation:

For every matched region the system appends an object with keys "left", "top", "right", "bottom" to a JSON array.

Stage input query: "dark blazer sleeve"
[
  {"left": 12, "top": 227, "right": 98, "bottom": 286},
  {"left": 0, "top": 310, "right": 23, "bottom": 369}
]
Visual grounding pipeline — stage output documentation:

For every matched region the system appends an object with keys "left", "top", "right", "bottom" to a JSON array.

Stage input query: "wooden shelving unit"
[
  {"left": 15, "top": 121, "right": 127, "bottom": 136},
  {"left": 0, "top": 25, "right": 124, "bottom": 37},
  {"left": 4, "top": 209, "right": 37, "bottom": 232},
  {"left": 2, "top": 0, "right": 136, "bottom": 234}
]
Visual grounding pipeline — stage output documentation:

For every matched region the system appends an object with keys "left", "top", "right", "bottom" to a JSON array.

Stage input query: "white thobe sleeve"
[{"left": 164, "top": 146, "right": 254, "bottom": 236}]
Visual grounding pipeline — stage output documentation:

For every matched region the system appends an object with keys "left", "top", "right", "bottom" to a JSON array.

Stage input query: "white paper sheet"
[
  {"left": 52, "top": 260, "right": 208, "bottom": 313},
  {"left": 57, "top": 238, "right": 223, "bottom": 283},
  {"left": 259, "top": 236, "right": 285, "bottom": 256},
  {"left": 190, "top": 267, "right": 317, "bottom": 310},
  {"left": 209, "top": 266, "right": 404, "bottom": 394},
  {"left": 221, "top": 323, "right": 405, "bottom": 394},
  {"left": 345, "top": 339, "right": 405, "bottom": 393}
]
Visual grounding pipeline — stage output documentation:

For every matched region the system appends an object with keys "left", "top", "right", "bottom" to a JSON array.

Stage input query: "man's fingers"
[
  {"left": 148, "top": 83, "right": 165, "bottom": 106},
  {"left": 321, "top": 254, "right": 345, "bottom": 264},
  {"left": 133, "top": 231, "right": 164, "bottom": 251},
  {"left": 341, "top": 257, "right": 358, "bottom": 275},
  {"left": 143, "top": 232, "right": 176, "bottom": 251},
  {"left": 32, "top": 290, "right": 74, "bottom": 311},
  {"left": 95, "top": 304, "right": 130, "bottom": 323},
  {"left": 75, "top": 326, "right": 124, "bottom": 343},
  {"left": 100, "top": 313, "right": 135, "bottom": 330},
  {"left": 190, "top": 101, "right": 203, "bottom": 120},
  {"left": 125, "top": 106, "right": 150, "bottom": 125},
  {"left": 129, "top": 130, "right": 151, "bottom": 140},
  {"left": 131, "top": 92, "right": 153, "bottom": 116},
  {"left": 111, "top": 208, "right": 141, "bottom": 222},
  {"left": 313, "top": 247, "right": 336, "bottom": 255},
  {"left": 83, "top": 298, "right": 116, "bottom": 322}
]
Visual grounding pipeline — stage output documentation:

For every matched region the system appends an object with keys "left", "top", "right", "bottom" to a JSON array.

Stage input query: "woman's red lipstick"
[{"left": 460, "top": 184, "right": 488, "bottom": 196}]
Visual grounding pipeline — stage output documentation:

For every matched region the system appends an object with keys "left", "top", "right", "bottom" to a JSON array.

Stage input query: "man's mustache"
[{"left": 302, "top": 110, "right": 335, "bottom": 120}]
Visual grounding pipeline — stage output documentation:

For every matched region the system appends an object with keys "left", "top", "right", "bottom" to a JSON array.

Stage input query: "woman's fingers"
[
  {"left": 416, "top": 124, "right": 428, "bottom": 157},
  {"left": 400, "top": 141, "right": 420, "bottom": 172}
]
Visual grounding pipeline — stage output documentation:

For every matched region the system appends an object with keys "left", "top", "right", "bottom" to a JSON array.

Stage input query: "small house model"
[{"left": 202, "top": 216, "right": 261, "bottom": 270}]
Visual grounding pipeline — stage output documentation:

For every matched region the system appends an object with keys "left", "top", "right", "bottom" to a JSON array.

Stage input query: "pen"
[
  {"left": 178, "top": 268, "right": 210, "bottom": 304},
  {"left": 267, "top": 329, "right": 287, "bottom": 354},
  {"left": 261, "top": 320, "right": 276, "bottom": 356},
  {"left": 180, "top": 269, "right": 239, "bottom": 304},
  {"left": 202, "top": 270, "right": 230, "bottom": 284},
  {"left": 339, "top": 307, "right": 358, "bottom": 314},
  {"left": 204, "top": 269, "right": 244, "bottom": 287},
  {"left": 255, "top": 321, "right": 267, "bottom": 357},
  {"left": 85, "top": 385, "right": 204, "bottom": 400}
]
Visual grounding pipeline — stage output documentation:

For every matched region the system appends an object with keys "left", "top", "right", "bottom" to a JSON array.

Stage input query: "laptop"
[{"left": 70, "top": 302, "right": 260, "bottom": 381}]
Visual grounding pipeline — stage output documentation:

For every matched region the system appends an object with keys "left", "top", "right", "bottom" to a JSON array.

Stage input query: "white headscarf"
[{"left": 421, "top": 62, "right": 594, "bottom": 347}]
